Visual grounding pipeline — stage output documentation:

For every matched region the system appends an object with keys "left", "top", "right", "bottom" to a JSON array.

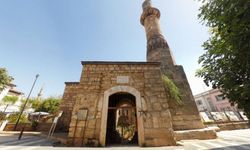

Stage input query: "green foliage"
[
  {"left": 1, "top": 96, "right": 19, "bottom": 113},
  {"left": 0, "top": 112, "right": 6, "bottom": 121},
  {"left": 162, "top": 75, "right": 183, "bottom": 105},
  {"left": 31, "top": 120, "right": 39, "bottom": 129},
  {"left": 2, "top": 96, "right": 19, "bottom": 105},
  {"left": 31, "top": 99, "right": 42, "bottom": 111},
  {"left": 0, "top": 68, "right": 12, "bottom": 91},
  {"left": 6, "top": 113, "right": 28, "bottom": 123},
  {"left": 19, "top": 98, "right": 33, "bottom": 112},
  {"left": 196, "top": 0, "right": 250, "bottom": 118},
  {"left": 31, "top": 97, "right": 61, "bottom": 115}
]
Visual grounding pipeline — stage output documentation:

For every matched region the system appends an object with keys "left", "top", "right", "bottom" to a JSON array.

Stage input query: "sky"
[{"left": 0, "top": 0, "right": 211, "bottom": 98}]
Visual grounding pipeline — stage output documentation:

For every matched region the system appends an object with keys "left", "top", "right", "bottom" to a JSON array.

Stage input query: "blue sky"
[{"left": 0, "top": 0, "right": 211, "bottom": 98}]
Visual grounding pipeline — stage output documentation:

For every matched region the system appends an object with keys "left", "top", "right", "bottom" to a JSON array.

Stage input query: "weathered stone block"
[
  {"left": 174, "top": 128, "right": 217, "bottom": 141},
  {"left": 152, "top": 102, "right": 162, "bottom": 111}
]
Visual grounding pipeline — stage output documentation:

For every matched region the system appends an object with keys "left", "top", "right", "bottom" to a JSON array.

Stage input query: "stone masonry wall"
[
  {"left": 147, "top": 47, "right": 204, "bottom": 130},
  {"left": 67, "top": 62, "right": 176, "bottom": 147},
  {"left": 166, "top": 65, "right": 204, "bottom": 130},
  {"left": 58, "top": 82, "right": 79, "bottom": 132}
]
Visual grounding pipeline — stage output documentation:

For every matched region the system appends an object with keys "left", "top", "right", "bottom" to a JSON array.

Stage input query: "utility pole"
[{"left": 13, "top": 74, "right": 39, "bottom": 131}]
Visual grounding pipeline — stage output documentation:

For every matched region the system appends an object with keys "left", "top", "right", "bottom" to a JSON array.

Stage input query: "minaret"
[
  {"left": 141, "top": 0, "right": 176, "bottom": 68},
  {"left": 36, "top": 85, "right": 44, "bottom": 101},
  {"left": 141, "top": 0, "right": 205, "bottom": 131}
]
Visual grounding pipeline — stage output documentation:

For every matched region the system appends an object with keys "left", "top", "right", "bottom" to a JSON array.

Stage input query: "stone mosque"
[{"left": 59, "top": 0, "right": 216, "bottom": 147}]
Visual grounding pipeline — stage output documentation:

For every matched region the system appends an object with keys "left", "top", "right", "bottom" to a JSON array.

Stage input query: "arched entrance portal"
[
  {"left": 106, "top": 93, "right": 138, "bottom": 145},
  {"left": 99, "top": 86, "right": 144, "bottom": 147}
]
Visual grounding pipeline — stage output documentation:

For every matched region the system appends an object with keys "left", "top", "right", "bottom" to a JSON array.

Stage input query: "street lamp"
[{"left": 13, "top": 74, "right": 39, "bottom": 131}]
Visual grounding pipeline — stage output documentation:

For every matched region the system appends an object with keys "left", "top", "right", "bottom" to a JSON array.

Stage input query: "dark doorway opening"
[{"left": 105, "top": 93, "right": 138, "bottom": 146}]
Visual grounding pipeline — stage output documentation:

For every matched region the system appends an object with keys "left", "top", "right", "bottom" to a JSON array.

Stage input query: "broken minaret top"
[{"left": 142, "top": 0, "right": 152, "bottom": 10}]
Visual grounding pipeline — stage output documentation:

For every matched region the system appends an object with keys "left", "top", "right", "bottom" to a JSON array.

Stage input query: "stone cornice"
[
  {"left": 65, "top": 82, "right": 79, "bottom": 85},
  {"left": 81, "top": 61, "right": 161, "bottom": 65},
  {"left": 140, "top": 7, "right": 160, "bottom": 25}
]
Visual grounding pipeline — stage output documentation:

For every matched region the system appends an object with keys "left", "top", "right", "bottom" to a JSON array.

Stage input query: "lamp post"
[{"left": 13, "top": 74, "right": 39, "bottom": 131}]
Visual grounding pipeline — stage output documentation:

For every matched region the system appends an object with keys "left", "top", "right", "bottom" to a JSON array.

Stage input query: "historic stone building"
[{"left": 59, "top": 0, "right": 215, "bottom": 147}]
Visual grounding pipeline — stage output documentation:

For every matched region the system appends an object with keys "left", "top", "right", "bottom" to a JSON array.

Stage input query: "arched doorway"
[
  {"left": 100, "top": 86, "right": 144, "bottom": 147},
  {"left": 105, "top": 93, "right": 138, "bottom": 146}
]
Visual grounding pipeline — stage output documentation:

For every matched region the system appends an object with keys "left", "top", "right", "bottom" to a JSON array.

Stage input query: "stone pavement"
[{"left": 0, "top": 129, "right": 250, "bottom": 150}]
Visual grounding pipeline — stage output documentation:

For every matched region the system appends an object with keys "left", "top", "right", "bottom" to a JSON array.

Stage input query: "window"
[
  {"left": 216, "top": 94, "right": 225, "bottom": 101},
  {"left": 208, "top": 99, "right": 217, "bottom": 111},
  {"left": 196, "top": 100, "right": 203, "bottom": 105}
]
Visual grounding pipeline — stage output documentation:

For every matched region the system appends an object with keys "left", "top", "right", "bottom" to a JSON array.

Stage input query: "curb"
[{"left": 0, "top": 131, "right": 42, "bottom": 136}]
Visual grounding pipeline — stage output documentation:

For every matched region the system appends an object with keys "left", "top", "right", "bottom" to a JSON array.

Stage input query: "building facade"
[
  {"left": 59, "top": 0, "right": 213, "bottom": 147},
  {"left": 194, "top": 89, "right": 238, "bottom": 112}
]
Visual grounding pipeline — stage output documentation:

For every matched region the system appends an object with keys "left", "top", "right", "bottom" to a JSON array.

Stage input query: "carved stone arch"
[{"left": 99, "top": 86, "right": 145, "bottom": 146}]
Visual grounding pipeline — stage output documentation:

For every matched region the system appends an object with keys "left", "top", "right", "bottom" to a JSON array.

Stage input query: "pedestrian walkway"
[
  {"left": 182, "top": 129, "right": 250, "bottom": 150},
  {"left": 0, "top": 129, "right": 249, "bottom": 150},
  {"left": 0, "top": 135, "right": 53, "bottom": 150}
]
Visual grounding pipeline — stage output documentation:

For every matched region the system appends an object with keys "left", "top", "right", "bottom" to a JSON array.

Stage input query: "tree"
[
  {"left": 0, "top": 68, "right": 12, "bottom": 91},
  {"left": 19, "top": 98, "right": 33, "bottom": 112},
  {"left": 196, "top": 0, "right": 250, "bottom": 118},
  {"left": 6, "top": 112, "right": 28, "bottom": 123},
  {"left": 31, "top": 99, "right": 42, "bottom": 111},
  {"left": 2, "top": 96, "right": 19, "bottom": 104},
  {"left": 32, "top": 97, "right": 61, "bottom": 115},
  {"left": 1, "top": 96, "right": 19, "bottom": 113},
  {"left": 0, "top": 112, "right": 6, "bottom": 121}
]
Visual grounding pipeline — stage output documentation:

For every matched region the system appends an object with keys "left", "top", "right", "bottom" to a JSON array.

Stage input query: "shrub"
[
  {"left": 6, "top": 113, "right": 28, "bottom": 123},
  {"left": 162, "top": 74, "right": 183, "bottom": 105}
]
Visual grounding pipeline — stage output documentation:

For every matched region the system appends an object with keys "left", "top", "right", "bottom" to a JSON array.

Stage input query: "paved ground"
[
  {"left": 0, "top": 129, "right": 250, "bottom": 150},
  {"left": 180, "top": 129, "right": 250, "bottom": 150}
]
